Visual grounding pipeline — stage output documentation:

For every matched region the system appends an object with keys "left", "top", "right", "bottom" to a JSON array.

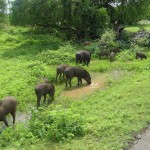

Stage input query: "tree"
[
  {"left": 0, "top": 0, "right": 6, "bottom": 22},
  {"left": 10, "top": 0, "right": 150, "bottom": 39},
  {"left": 116, "top": 0, "right": 150, "bottom": 24}
]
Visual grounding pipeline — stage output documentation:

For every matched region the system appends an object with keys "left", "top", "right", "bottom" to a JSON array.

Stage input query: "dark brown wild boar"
[
  {"left": 110, "top": 52, "right": 116, "bottom": 62},
  {"left": 56, "top": 64, "right": 69, "bottom": 82},
  {"left": 136, "top": 52, "right": 147, "bottom": 60},
  {"left": 76, "top": 50, "right": 91, "bottom": 66},
  {"left": 110, "top": 48, "right": 120, "bottom": 53},
  {"left": 35, "top": 82, "right": 55, "bottom": 108},
  {"left": 64, "top": 67, "right": 91, "bottom": 87},
  {"left": 83, "top": 41, "right": 91, "bottom": 46},
  {"left": 0, "top": 96, "right": 17, "bottom": 127},
  {"left": 99, "top": 50, "right": 110, "bottom": 59}
]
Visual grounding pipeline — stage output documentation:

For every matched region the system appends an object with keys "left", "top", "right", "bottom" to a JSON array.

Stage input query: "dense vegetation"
[
  {"left": 0, "top": 0, "right": 150, "bottom": 149},
  {"left": 6, "top": 0, "right": 150, "bottom": 39},
  {"left": 0, "top": 22, "right": 150, "bottom": 149}
]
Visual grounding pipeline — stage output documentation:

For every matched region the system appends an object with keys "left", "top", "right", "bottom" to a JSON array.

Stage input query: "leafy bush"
[
  {"left": 92, "top": 7, "right": 110, "bottom": 37},
  {"left": 82, "top": 42, "right": 99, "bottom": 57},
  {"left": 38, "top": 50, "right": 75, "bottom": 65},
  {"left": 120, "top": 31, "right": 133, "bottom": 46},
  {"left": 0, "top": 124, "right": 34, "bottom": 148},
  {"left": 117, "top": 50, "right": 135, "bottom": 62},
  {"left": 98, "top": 29, "right": 118, "bottom": 51},
  {"left": 29, "top": 107, "right": 86, "bottom": 141},
  {"left": 89, "top": 60, "right": 109, "bottom": 72}
]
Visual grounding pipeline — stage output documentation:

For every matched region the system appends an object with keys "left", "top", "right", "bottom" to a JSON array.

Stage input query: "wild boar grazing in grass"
[
  {"left": 83, "top": 41, "right": 91, "bottom": 46},
  {"left": 110, "top": 48, "right": 120, "bottom": 53},
  {"left": 136, "top": 52, "right": 147, "bottom": 60},
  {"left": 35, "top": 82, "right": 55, "bottom": 108},
  {"left": 99, "top": 50, "right": 110, "bottom": 59},
  {"left": 64, "top": 67, "right": 91, "bottom": 87},
  {"left": 0, "top": 96, "right": 17, "bottom": 127},
  {"left": 76, "top": 50, "right": 91, "bottom": 66},
  {"left": 110, "top": 52, "right": 116, "bottom": 62},
  {"left": 56, "top": 64, "right": 69, "bottom": 82}
]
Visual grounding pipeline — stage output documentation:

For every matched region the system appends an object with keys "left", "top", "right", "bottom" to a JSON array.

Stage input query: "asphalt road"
[{"left": 129, "top": 127, "right": 150, "bottom": 150}]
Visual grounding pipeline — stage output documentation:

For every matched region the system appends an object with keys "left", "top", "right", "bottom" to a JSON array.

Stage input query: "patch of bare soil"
[{"left": 61, "top": 73, "right": 105, "bottom": 99}]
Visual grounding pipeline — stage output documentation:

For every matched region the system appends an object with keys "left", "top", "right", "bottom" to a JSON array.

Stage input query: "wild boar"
[
  {"left": 35, "top": 82, "right": 55, "bottom": 108},
  {"left": 83, "top": 41, "right": 91, "bottom": 46},
  {"left": 0, "top": 96, "right": 17, "bottom": 127},
  {"left": 56, "top": 64, "right": 69, "bottom": 82},
  {"left": 64, "top": 67, "right": 91, "bottom": 87},
  {"left": 110, "top": 52, "right": 116, "bottom": 62},
  {"left": 110, "top": 48, "right": 120, "bottom": 53},
  {"left": 136, "top": 52, "right": 147, "bottom": 60},
  {"left": 99, "top": 50, "right": 110, "bottom": 59},
  {"left": 76, "top": 50, "right": 91, "bottom": 66}
]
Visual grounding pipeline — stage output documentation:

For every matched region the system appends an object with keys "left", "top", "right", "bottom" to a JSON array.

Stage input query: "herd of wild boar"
[{"left": 0, "top": 41, "right": 148, "bottom": 127}]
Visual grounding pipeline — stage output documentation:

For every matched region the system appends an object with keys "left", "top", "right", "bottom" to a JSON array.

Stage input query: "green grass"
[
  {"left": 0, "top": 25, "right": 150, "bottom": 150},
  {"left": 125, "top": 24, "right": 150, "bottom": 32}
]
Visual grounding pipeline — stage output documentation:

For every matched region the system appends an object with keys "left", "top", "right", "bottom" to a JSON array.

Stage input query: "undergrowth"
[{"left": 0, "top": 26, "right": 150, "bottom": 150}]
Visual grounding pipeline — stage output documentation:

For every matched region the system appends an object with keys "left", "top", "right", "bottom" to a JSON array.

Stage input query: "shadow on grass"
[{"left": 0, "top": 34, "right": 63, "bottom": 59}]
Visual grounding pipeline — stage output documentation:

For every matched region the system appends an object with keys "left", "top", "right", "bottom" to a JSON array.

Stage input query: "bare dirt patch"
[
  {"left": 61, "top": 70, "right": 128, "bottom": 99},
  {"left": 61, "top": 73, "right": 105, "bottom": 99}
]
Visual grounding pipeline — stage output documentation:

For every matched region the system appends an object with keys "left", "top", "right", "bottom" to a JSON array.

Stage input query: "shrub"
[
  {"left": 98, "top": 29, "right": 118, "bottom": 51},
  {"left": 120, "top": 30, "right": 133, "bottom": 47},
  {"left": 117, "top": 50, "right": 135, "bottom": 62},
  {"left": 38, "top": 50, "right": 75, "bottom": 65},
  {"left": 82, "top": 42, "right": 99, "bottom": 56},
  {"left": 0, "top": 124, "right": 33, "bottom": 148},
  {"left": 29, "top": 107, "right": 86, "bottom": 141}
]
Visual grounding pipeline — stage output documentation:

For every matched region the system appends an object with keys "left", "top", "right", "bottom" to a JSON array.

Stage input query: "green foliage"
[
  {"left": 0, "top": 25, "right": 150, "bottom": 149},
  {"left": 0, "top": 0, "right": 6, "bottom": 23},
  {"left": 98, "top": 29, "right": 118, "bottom": 50},
  {"left": 29, "top": 107, "right": 86, "bottom": 141},
  {"left": 89, "top": 60, "right": 109, "bottom": 72},
  {"left": 0, "top": 124, "right": 35, "bottom": 148},
  {"left": 116, "top": 50, "right": 135, "bottom": 62},
  {"left": 10, "top": 0, "right": 110, "bottom": 39},
  {"left": 89, "top": 7, "right": 110, "bottom": 38},
  {"left": 37, "top": 50, "right": 75, "bottom": 65},
  {"left": 82, "top": 41, "right": 99, "bottom": 56},
  {"left": 116, "top": 0, "right": 150, "bottom": 24}
]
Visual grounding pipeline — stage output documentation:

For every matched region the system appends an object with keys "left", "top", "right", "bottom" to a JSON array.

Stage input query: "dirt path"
[{"left": 128, "top": 127, "right": 150, "bottom": 150}]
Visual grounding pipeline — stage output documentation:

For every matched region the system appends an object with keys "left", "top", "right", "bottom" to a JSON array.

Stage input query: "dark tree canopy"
[
  {"left": 0, "top": 0, "right": 6, "bottom": 22},
  {"left": 10, "top": 0, "right": 150, "bottom": 39}
]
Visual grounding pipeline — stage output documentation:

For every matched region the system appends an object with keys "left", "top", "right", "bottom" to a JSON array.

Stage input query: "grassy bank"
[{"left": 0, "top": 25, "right": 150, "bottom": 149}]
